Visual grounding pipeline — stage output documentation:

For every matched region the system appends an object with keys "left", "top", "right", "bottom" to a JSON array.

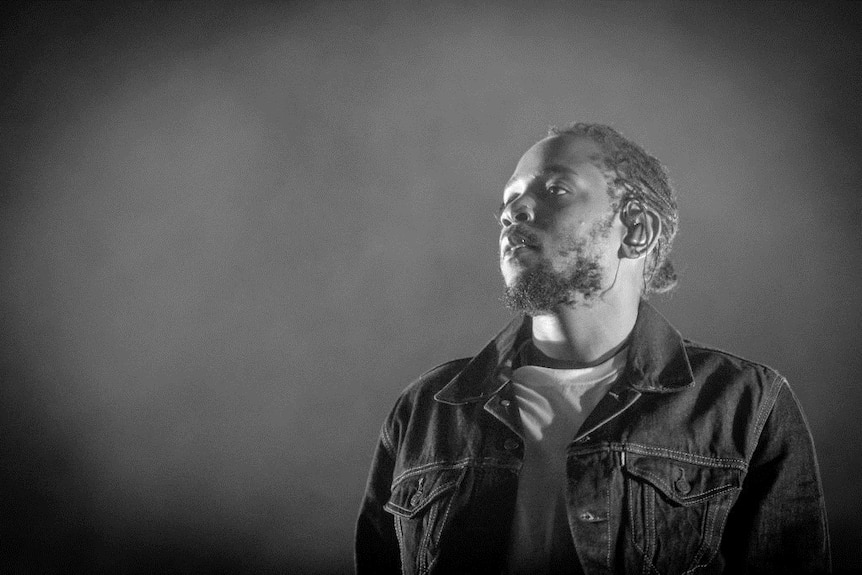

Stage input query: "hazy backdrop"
[{"left": 2, "top": 2, "right": 860, "bottom": 573}]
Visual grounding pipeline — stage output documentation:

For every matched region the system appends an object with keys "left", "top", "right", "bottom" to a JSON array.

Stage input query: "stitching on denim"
[
  {"left": 683, "top": 496, "right": 718, "bottom": 575},
  {"left": 648, "top": 489, "right": 657, "bottom": 556},
  {"left": 627, "top": 478, "right": 636, "bottom": 544},
  {"left": 752, "top": 374, "right": 777, "bottom": 433},
  {"left": 626, "top": 477, "right": 654, "bottom": 575},
  {"left": 629, "top": 474, "right": 734, "bottom": 575},
  {"left": 393, "top": 516, "right": 405, "bottom": 570},
  {"left": 694, "top": 499, "right": 716, "bottom": 568},
  {"left": 606, "top": 480, "right": 612, "bottom": 568},
  {"left": 577, "top": 393, "right": 641, "bottom": 443},
  {"left": 569, "top": 443, "right": 746, "bottom": 469},
  {"left": 641, "top": 525, "right": 648, "bottom": 575},
  {"left": 426, "top": 554, "right": 439, "bottom": 574},
  {"left": 702, "top": 499, "right": 733, "bottom": 571},
  {"left": 645, "top": 489, "right": 656, "bottom": 557},
  {"left": 437, "top": 483, "right": 458, "bottom": 548},
  {"left": 642, "top": 490, "right": 651, "bottom": 575},
  {"left": 629, "top": 533, "right": 660, "bottom": 575},
  {"left": 691, "top": 496, "right": 734, "bottom": 575},
  {"left": 640, "top": 485, "right": 649, "bottom": 575},
  {"left": 385, "top": 480, "right": 458, "bottom": 516},
  {"left": 392, "top": 457, "right": 520, "bottom": 487},
  {"left": 683, "top": 342, "right": 784, "bottom": 378},
  {"left": 633, "top": 468, "right": 739, "bottom": 504},
  {"left": 642, "top": 532, "right": 650, "bottom": 575},
  {"left": 752, "top": 373, "right": 785, "bottom": 449},
  {"left": 419, "top": 502, "right": 438, "bottom": 574},
  {"left": 621, "top": 444, "right": 746, "bottom": 469}
]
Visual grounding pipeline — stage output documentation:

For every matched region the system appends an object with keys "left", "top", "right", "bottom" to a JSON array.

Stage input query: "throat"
[
  {"left": 529, "top": 337, "right": 629, "bottom": 368},
  {"left": 530, "top": 304, "right": 636, "bottom": 366}
]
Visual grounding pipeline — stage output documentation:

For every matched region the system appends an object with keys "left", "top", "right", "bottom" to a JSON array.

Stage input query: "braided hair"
[{"left": 547, "top": 122, "right": 679, "bottom": 294}]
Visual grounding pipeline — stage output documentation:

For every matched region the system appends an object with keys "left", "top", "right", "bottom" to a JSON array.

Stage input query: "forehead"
[{"left": 512, "top": 134, "right": 607, "bottom": 177}]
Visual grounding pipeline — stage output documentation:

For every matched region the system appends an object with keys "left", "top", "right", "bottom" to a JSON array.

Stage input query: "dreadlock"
[{"left": 547, "top": 122, "right": 679, "bottom": 294}]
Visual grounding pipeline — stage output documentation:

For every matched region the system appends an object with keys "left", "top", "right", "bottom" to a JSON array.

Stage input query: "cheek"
[{"left": 555, "top": 234, "right": 589, "bottom": 256}]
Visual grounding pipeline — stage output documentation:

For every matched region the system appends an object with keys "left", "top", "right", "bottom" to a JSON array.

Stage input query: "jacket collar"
[{"left": 434, "top": 300, "right": 694, "bottom": 405}]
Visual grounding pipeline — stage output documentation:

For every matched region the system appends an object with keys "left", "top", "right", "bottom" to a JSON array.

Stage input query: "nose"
[{"left": 500, "top": 194, "right": 535, "bottom": 227}]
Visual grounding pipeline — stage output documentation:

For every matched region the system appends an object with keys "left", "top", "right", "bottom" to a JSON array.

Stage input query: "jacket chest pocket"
[
  {"left": 384, "top": 467, "right": 464, "bottom": 575},
  {"left": 623, "top": 454, "right": 742, "bottom": 575}
]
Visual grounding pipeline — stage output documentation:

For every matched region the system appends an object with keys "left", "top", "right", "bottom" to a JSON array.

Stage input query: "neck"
[{"left": 530, "top": 297, "right": 640, "bottom": 367}]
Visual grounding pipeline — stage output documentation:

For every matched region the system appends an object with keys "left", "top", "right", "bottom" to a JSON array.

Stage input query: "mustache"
[{"left": 501, "top": 225, "right": 540, "bottom": 248}]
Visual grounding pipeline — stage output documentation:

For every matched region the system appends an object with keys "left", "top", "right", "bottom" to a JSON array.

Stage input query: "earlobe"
[{"left": 619, "top": 201, "right": 661, "bottom": 260}]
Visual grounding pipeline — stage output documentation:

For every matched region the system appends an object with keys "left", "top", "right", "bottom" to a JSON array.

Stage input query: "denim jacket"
[{"left": 356, "top": 302, "right": 830, "bottom": 574}]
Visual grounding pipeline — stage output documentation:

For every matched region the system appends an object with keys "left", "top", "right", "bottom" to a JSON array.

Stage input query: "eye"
[{"left": 546, "top": 184, "right": 568, "bottom": 196}]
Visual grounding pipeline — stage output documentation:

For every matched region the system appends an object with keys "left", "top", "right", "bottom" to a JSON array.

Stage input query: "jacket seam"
[
  {"left": 629, "top": 533, "right": 660, "bottom": 575},
  {"left": 606, "top": 475, "right": 612, "bottom": 568},
  {"left": 691, "top": 494, "right": 718, "bottom": 569},
  {"left": 392, "top": 457, "right": 519, "bottom": 487},
  {"left": 751, "top": 373, "right": 786, "bottom": 448},
  {"left": 690, "top": 493, "right": 734, "bottom": 574},
  {"left": 632, "top": 468, "right": 739, "bottom": 501},
  {"left": 683, "top": 341, "right": 784, "bottom": 378},
  {"left": 414, "top": 358, "right": 471, "bottom": 387},
  {"left": 573, "top": 443, "right": 747, "bottom": 470},
  {"left": 417, "top": 502, "right": 436, "bottom": 574},
  {"left": 646, "top": 487, "right": 655, "bottom": 564},
  {"left": 624, "top": 444, "right": 747, "bottom": 469},
  {"left": 385, "top": 481, "right": 459, "bottom": 516}
]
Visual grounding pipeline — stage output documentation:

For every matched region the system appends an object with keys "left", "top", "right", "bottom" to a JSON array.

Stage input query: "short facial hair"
[{"left": 502, "top": 217, "right": 612, "bottom": 316}]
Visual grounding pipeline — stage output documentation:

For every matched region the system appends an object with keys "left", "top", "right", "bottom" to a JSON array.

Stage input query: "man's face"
[{"left": 499, "top": 134, "right": 624, "bottom": 314}]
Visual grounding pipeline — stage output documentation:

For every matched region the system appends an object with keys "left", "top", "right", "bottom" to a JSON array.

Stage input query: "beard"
[
  {"left": 502, "top": 219, "right": 612, "bottom": 315},
  {"left": 502, "top": 253, "right": 604, "bottom": 315}
]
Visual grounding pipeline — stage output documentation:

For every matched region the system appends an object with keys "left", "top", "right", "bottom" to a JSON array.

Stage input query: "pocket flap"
[
  {"left": 384, "top": 468, "right": 461, "bottom": 519},
  {"left": 624, "top": 455, "right": 742, "bottom": 505}
]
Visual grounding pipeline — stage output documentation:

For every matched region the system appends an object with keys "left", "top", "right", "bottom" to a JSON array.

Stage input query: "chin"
[{"left": 500, "top": 263, "right": 525, "bottom": 288}]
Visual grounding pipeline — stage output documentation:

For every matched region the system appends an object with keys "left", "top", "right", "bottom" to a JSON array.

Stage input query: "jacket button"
[
  {"left": 503, "top": 438, "right": 520, "bottom": 451},
  {"left": 674, "top": 477, "right": 691, "bottom": 495},
  {"left": 673, "top": 466, "right": 691, "bottom": 495}
]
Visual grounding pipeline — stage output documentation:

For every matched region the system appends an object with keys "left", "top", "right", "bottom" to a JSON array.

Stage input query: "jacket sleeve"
[
  {"left": 721, "top": 380, "right": 831, "bottom": 573},
  {"left": 355, "top": 420, "right": 401, "bottom": 574}
]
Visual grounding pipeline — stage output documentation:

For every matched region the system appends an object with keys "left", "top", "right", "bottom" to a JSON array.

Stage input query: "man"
[{"left": 356, "top": 123, "right": 830, "bottom": 574}]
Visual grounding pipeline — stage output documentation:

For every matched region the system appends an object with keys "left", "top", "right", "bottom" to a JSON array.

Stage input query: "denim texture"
[{"left": 356, "top": 302, "right": 830, "bottom": 574}]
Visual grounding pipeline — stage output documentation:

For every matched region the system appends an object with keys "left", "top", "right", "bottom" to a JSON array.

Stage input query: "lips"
[{"left": 501, "top": 226, "right": 540, "bottom": 256}]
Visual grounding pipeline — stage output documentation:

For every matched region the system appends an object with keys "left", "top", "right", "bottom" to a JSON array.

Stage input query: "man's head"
[{"left": 499, "top": 123, "right": 679, "bottom": 315}]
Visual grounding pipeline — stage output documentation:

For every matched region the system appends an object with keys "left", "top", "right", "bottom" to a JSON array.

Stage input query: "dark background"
[{"left": 2, "top": 2, "right": 860, "bottom": 573}]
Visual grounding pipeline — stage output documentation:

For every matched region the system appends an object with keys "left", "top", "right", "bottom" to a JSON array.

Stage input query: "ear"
[{"left": 618, "top": 200, "right": 661, "bottom": 260}]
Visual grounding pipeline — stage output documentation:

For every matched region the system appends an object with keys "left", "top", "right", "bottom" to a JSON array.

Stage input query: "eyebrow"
[{"left": 504, "top": 165, "right": 580, "bottom": 189}]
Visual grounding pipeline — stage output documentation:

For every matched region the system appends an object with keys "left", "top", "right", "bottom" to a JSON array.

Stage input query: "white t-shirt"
[{"left": 505, "top": 345, "right": 626, "bottom": 575}]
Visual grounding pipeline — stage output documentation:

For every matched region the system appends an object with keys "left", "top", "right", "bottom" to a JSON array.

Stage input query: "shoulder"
[
  {"left": 377, "top": 357, "right": 473, "bottom": 456},
  {"left": 681, "top": 345, "right": 822, "bottom": 483},
  {"left": 405, "top": 358, "right": 473, "bottom": 395},
  {"left": 681, "top": 340, "right": 793, "bottom": 434},
  {"left": 385, "top": 356, "right": 472, "bottom": 414},
  {"left": 683, "top": 339, "right": 787, "bottom": 389}
]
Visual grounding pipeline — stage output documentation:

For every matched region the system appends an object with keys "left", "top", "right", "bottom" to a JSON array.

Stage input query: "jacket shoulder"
[
  {"left": 377, "top": 358, "right": 472, "bottom": 456},
  {"left": 653, "top": 340, "right": 794, "bottom": 463},
  {"left": 683, "top": 339, "right": 787, "bottom": 386},
  {"left": 398, "top": 357, "right": 473, "bottom": 402},
  {"left": 681, "top": 339, "right": 792, "bottom": 443}
]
